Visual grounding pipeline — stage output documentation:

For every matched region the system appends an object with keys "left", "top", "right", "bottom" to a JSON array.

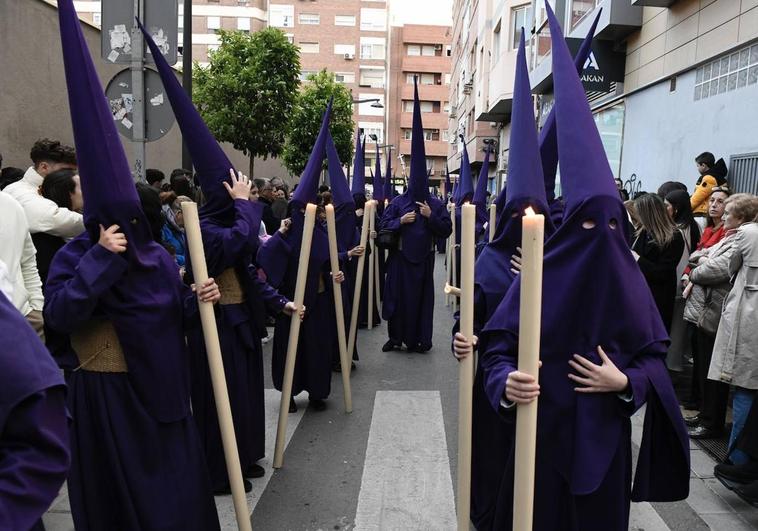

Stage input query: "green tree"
[
  {"left": 193, "top": 28, "right": 300, "bottom": 177},
  {"left": 282, "top": 70, "right": 355, "bottom": 177}
]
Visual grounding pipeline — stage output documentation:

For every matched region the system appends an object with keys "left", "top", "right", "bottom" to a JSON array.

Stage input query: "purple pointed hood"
[
  {"left": 444, "top": 166, "right": 452, "bottom": 202},
  {"left": 351, "top": 130, "right": 366, "bottom": 198},
  {"left": 455, "top": 135, "right": 474, "bottom": 207},
  {"left": 475, "top": 32, "right": 552, "bottom": 307},
  {"left": 472, "top": 147, "right": 491, "bottom": 225},
  {"left": 383, "top": 150, "right": 394, "bottom": 201},
  {"left": 139, "top": 20, "right": 236, "bottom": 224},
  {"left": 539, "top": 10, "right": 601, "bottom": 204},
  {"left": 292, "top": 99, "right": 332, "bottom": 206},
  {"left": 407, "top": 77, "right": 430, "bottom": 202},
  {"left": 59, "top": 4, "right": 154, "bottom": 261},
  {"left": 326, "top": 126, "right": 357, "bottom": 250},
  {"left": 372, "top": 143, "right": 385, "bottom": 202},
  {"left": 482, "top": 3, "right": 673, "bottom": 495}
]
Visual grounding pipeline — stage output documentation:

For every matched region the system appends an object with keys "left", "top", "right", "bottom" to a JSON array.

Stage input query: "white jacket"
[
  {"left": 3, "top": 166, "right": 84, "bottom": 238},
  {"left": 0, "top": 192, "right": 44, "bottom": 316}
]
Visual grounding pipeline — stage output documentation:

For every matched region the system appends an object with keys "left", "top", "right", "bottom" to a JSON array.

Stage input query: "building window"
[
  {"left": 510, "top": 5, "right": 532, "bottom": 49},
  {"left": 285, "top": 33, "right": 294, "bottom": 44},
  {"left": 335, "top": 72, "right": 356, "bottom": 84},
  {"left": 299, "top": 42, "right": 319, "bottom": 54},
  {"left": 443, "top": 101, "right": 450, "bottom": 113},
  {"left": 426, "top": 158, "right": 434, "bottom": 171},
  {"left": 360, "top": 8, "right": 386, "bottom": 31},
  {"left": 444, "top": 73, "right": 451, "bottom": 85},
  {"left": 335, "top": 15, "right": 356, "bottom": 26},
  {"left": 492, "top": 20, "right": 502, "bottom": 60},
  {"left": 406, "top": 72, "right": 436, "bottom": 85},
  {"left": 299, "top": 13, "right": 320, "bottom": 25},
  {"left": 695, "top": 43, "right": 758, "bottom": 101},
  {"left": 403, "top": 129, "right": 412, "bottom": 140},
  {"left": 178, "top": 14, "right": 183, "bottom": 31},
  {"left": 407, "top": 45, "right": 421, "bottom": 56},
  {"left": 570, "top": 0, "right": 597, "bottom": 31},
  {"left": 207, "top": 16, "right": 221, "bottom": 31},
  {"left": 334, "top": 44, "right": 356, "bottom": 56},
  {"left": 421, "top": 45, "right": 436, "bottom": 56},
  {"left": 237, "top": 18, "right": 251, "bottom": 32},
  {"left": 270, "top": 4, "right": 294, "bottom": 28},
  {"left": 299, "top": 70, "right": 316, "bottom": 82},
  {"left": 360, "top": 122, "right": 384, "bottom": 143},
  {"left": 359, "top": 69, "right": 385, "bottom": 88},
  {"left": 403, "top": 100, "right": 435, "bottom": 113},
  {"left": 402, "top": 129, "right": 438, "bottom": 140},
  {"left": 446, "top": 45, "right": 452, "bottom": 57},
  {"left": 360, "top": 37, "right": 386, "bottom": 60},
  {"left": 442, "top": 130, "right": 450, "bottom": 141}
]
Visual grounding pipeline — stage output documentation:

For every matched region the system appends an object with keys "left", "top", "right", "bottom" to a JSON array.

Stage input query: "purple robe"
[
  {"left": 257, "top": 225, "right": 337, "bottom": 399},
  {"left": 0, "top": 293, "right": 69, "bottom": 531},
  {"left": 379, "top": 196, "right": 451, "bottom": 349},
  {"left": 44, "top": 237, "right": 220, "bottom": 531},
  {"left": 186, "top": 199, "right": 288, "bottom": 489}
]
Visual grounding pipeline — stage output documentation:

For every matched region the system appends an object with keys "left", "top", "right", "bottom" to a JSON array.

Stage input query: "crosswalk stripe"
[{"left": 354, "top": 390, "right": 457, "bottom": 530}]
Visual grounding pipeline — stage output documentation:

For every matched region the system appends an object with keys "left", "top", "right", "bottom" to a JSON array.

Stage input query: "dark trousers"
[{"left": 695, "top": 326, "right": 730, "bottom": 431}]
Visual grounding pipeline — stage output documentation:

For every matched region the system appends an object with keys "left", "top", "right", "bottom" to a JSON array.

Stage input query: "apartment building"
[
  {"left": 387, "top": 24, "right": 453, "bottom": 191},
  {"left": 447, "top": 0, "right": 498, "bottom": 191},
  {"left": 527, "top": 0, "right": 758, "bottom": 196},
  {"left": 268, "top": 0, "right": 389, "bottom": 175}
]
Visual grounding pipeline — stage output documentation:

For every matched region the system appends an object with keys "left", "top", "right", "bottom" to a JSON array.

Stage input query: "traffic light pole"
[{"left": 130, "top": 0, "right": 146, "bottom": 182}]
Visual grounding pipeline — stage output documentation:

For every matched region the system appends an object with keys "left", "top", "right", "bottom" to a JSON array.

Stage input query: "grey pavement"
[{"left": 44, "top": 254, "right": 758, "bottom": 530}]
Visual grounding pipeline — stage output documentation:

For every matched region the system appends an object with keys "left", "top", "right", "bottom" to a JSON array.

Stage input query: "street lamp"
[{"left": 352, "top": 98, "right": 384, "bottom": 109}]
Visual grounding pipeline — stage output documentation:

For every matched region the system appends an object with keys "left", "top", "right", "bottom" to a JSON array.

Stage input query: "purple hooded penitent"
[
  {"left": 45, "top": 3, "right": 221, "bottom": 528},
  {"left": 139, "top": 21, "right": 237, "bottom": 224},
  {"left": 479, "top": 4, "right": 689, "bottom": 527},
  {"left": 378, "top": 77, "right": 451, "bottom": 350},
  {"left": 351, "top": 130, "right": 367, "bottom": 199},
  {"left": 444, "top": 166, "right": 452, "bottom": 202}
]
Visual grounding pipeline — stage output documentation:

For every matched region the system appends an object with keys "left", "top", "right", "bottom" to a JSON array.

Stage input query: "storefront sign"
[{"left": 566, "top": 38, "right": 625, "bottom": 92}]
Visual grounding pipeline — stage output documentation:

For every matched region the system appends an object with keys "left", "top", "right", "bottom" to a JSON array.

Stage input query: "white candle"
[
  {"left": 513, "top": 206, "right": 545, "bottom": 531},
  {"left": 489, "top": 203, "right": 497, "bottom": 242},
  {"left": 456, "top": 203, "right": 476, "bottom": 530}
]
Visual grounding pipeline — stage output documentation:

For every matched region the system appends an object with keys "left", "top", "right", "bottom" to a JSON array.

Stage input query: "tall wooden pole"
[
  {"left": 325, "top": 205, "right": 353, "bottom": 413},
  {"left": 182, "top": 202, "right": 251, "bottom": 531},
  {"left": 367, "top": 203, "right": 376, "bottom": 330},
  {"left": 347, "top": 201, "right": 373, "bottom": 371},
  {"left": 273, "top": 203, "right": 317, "bottom": 469}
]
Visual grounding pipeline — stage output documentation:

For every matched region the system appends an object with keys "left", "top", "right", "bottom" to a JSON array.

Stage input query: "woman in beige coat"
[{"left": 709, "top": 197, "right": 758, "bottom": 464}]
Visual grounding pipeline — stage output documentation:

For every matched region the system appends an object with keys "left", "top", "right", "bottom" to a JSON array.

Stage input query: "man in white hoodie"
[
  {"left": 0, "top": 191, "right": 45, "bottom": 336},
  {"left": 4, "top": 138, "right": 82, "bottom": 238}
]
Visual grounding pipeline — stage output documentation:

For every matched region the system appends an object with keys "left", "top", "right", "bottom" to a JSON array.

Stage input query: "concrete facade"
[{"left": 386, "top": 24, "right": 452, "bottom": 190}]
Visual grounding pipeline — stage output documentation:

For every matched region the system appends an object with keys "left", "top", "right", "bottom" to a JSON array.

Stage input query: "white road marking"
[{"left": 354, "top": 391, "right": 457, "bottom": 530}]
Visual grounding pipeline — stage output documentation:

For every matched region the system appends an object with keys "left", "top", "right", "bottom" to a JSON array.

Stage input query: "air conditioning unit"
[
  {"left": 344, "top": 53, "right": 355, "bottom": 60},
  {"left": 463, "top": 83, "right": 473, "bottom": 95}
]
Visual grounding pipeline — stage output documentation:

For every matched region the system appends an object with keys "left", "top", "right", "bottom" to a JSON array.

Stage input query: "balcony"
[{"left": 631, "top": 0, "right": 677, "bottom": 7}]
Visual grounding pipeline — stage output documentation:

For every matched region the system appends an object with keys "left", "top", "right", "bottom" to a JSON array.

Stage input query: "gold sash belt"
[
  {"left": 216, "top": 268, "right": 246, "bottom": 305},
  {"left": 71, "top": 320, "right": 128, "bottom": 373}
]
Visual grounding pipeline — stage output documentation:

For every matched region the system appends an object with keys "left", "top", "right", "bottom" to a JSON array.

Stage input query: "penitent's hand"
[
  {"left": 283, "top": 302, "right": 306, "bottom": 320},
  {"left": 333, "top": 271, "right": 345, "bottom": 284},
  {"left": 568, "top": 345, "right": 629, "bottom": 393},
  {"left": 400, "top": 212, "right": 417, "bottom": 225},
  {"left": 510, "top": 246, "right": 523, "bottom": 275},
  {"left": 279, "top": 218, "right": 292, "bottom": 234},
  {"left": 192, "top": 278, "right": 221, "bottom": 304},
  {"left": 348, "top": 245, "right": 365, "bottom": 258},
  {"left": 223, "top": 169, "right": 252, "bottom": 200},
  {"left": 453, "top": 333, "right": 477, "bottom": 360},
  {"left": 98, "top": 224, "right": 128, "bottom": 254},
  {"left": 504, "top": 363, "right": 542, "bottom": 404},
  {"left": 416, "top": 201, "right": 431, "bottom": 218}
]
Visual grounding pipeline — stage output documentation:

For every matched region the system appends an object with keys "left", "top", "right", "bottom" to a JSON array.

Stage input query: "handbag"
[{"left": 375, "top": 229, "right": 399, "bottom": 250}]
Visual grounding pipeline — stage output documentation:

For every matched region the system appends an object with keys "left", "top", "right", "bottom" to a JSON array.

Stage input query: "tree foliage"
[
  {"left": 193, "top": 28, "right": 300, "bottom": 175},
  {"left": 282, "top": 70, "right": 355, "bottom": 177}
]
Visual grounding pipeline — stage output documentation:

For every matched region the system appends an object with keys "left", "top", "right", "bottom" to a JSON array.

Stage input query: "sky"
[{"left": 389, "top": 0, "right": 454, "bottom": 27}]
